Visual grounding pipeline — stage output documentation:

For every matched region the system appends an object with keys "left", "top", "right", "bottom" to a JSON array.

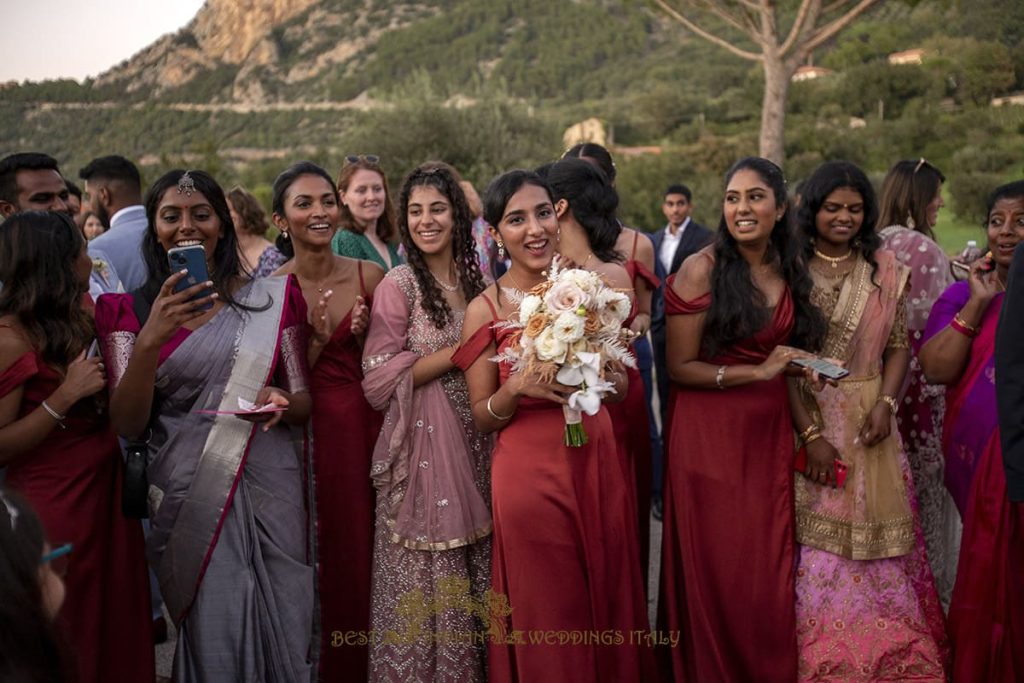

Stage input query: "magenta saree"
[{"left": 924, "top": 282, "right": 1024, "bottom": 681}]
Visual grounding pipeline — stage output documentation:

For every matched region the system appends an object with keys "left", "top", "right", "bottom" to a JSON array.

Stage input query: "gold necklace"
[
  {"left": 299, "top": 267, "right": 334, "bottom": 294},
  {"left": 813, "top": 248, "right": 853, "bottom": 269},
  {"left": 431, "top": 268, "right": 458, "bottom": 292}
]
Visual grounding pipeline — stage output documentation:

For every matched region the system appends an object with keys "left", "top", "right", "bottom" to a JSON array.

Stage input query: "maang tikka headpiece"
[{"left": 177, "top": 171, "right": 196, "bottom": 197}]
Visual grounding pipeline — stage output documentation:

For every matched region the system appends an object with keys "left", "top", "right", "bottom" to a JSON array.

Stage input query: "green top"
[{"left": 331, "top": 229, "right": 403, "bottom": 271}]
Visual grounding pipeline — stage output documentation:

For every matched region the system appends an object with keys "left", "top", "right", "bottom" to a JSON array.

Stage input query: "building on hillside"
[
  {"left": 792, "top": 65, "right": 834, "bottom": 82},
  {"left": 563, "top": 118, "right": 608, "bottom": 151},
  {"left": 888, "top": 49, "right": 926, "bottom": 65}
]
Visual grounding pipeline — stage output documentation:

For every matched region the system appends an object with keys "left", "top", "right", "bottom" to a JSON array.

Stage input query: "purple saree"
[{"left": 96, "top": 275, "right": 315, "bottom": 682}]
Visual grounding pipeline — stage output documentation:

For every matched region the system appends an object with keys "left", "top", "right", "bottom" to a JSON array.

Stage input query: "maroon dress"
[
  {"left": 310, "top": 262, "right": 383, "bottom": 680},
  {"left": 0, "top": 347, "right": 154, "bottom": 683},
  {"left": 607, "top": 232, "right": 659, "bottom": 585},
  {"left": 657, "top": 285, "right": 798, "bottom": 682},
  {"left": 455, "top": 295, "right": 655, "bottom": 683}
]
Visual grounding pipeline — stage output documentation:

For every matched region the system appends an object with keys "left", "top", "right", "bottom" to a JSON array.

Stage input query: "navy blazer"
[
  {"left": 650, "top": 221, "right": 713, "bottom": 330},
  {"left": 996, "top": 244, "right": 1024, "bottom": 501}
]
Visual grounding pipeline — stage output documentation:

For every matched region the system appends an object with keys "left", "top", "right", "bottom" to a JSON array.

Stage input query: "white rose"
[
  {"left": 598, "top": 288, "right": 631, "bottom": 324},
  {"left": 553, "top": 309, "right": 586, "bottom": 343},
  {"left": 566, "top": 269, "right": 601, "bottom": 297},
  {"left": 544, "top": 280, "right": 587, "bottom": 314},
  {"left": 534, "top": 327, "right": 568, "bottom": 363},
  {"left": 518, "top": 294, "right": 543, "bottom": 324}
]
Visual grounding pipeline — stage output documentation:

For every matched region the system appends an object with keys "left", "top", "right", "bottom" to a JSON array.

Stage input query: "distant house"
[
  {"left": 792, "top": 65, "right": 833, "bottom": 82},
  {"left": 888, "top": 49, "right": 926, "bottom": 65},
  {"left": 992, "top": 92, "right": 1024, "bottom": 107},
  {"left": 563, "top": 118, "right": 607, "bottom": 150}
]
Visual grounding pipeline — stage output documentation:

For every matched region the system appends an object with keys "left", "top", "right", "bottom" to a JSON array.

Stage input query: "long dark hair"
[
  {"left": 562, "top": 142, "right": 617, "bottom": 184},
  {"left": 0, "top": 211, "right": 94, "bottom": 369},
  {"left": 272, "top": 161, "right": 339, "bottom": 259},
  {"left": 797, "top": 160, "right": 881, "bottom": 285},
  {"left": 140, "top": 170, "right": 254, "bottom": 309},
  {"left": 704, "top": 157, "right": 826, "bottom": 357},
  {"left": 877, "top": 159, "right": 945, "bottom": 240},
  {"left": 398, "top": 162, "right": 486, "bottom": 329},
  {"left": 545, "top": 158, "right": 623, "bottom": 263},
  {"left": 0, "top": 489, "right": 71, "bottom": 683}
]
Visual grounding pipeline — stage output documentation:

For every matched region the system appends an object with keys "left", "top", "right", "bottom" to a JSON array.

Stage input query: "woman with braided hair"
[{"left": 362, "top": 161, "right": 492, "bottom": 681}]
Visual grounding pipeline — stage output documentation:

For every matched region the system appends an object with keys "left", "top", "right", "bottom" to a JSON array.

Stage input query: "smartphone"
[
  {"left": 86, "top": 339, "right": 100, "bottom": 358},
  {"left": 166, "top": 245, "right": 213, "bottom": 311},
  {"left": 790, "top": 357, "right": 850, "bottom": 381}
]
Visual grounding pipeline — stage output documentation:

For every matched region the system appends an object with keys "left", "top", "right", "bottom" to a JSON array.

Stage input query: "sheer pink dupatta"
[{"left": 361, "top": 276, "right": 492, "bottom": 550}]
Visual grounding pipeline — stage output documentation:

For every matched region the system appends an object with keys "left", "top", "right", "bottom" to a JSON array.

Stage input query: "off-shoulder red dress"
[
  {"left": 657, "top": 285, "right": 798, "bottom": 682},
  {"left": 455, "top": 295, "right": 655, "bottom": 683},
  {"left": 0, "top": 344, "right": 154, "bottom": 683}
]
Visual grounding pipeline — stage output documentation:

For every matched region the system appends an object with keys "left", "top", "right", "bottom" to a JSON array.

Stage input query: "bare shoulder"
[
  {"left": 598, "top": 261, "right": 632, "bottom": 290},
  {"left": 673, "top": 248, "right": 714, "bottom": 296},
  {"left": 355, "top": 258, "right": 386, "bottom": 293},
  {"left": 0, "top": 319, "right": 32, "bottom": 375},
  {"left": 463, "top": 287, "right": 499, "bottom": 336}
]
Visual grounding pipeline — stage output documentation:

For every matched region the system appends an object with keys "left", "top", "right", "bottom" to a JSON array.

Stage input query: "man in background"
[
  {"left": 0, "top": 152, "right": 120, "bottom": 297},
  {"left": 81, "top": 155, "right": 147, "bottom": 291},
  {"left": 648, "top": 183, "right": 712, "bottom": 518}
]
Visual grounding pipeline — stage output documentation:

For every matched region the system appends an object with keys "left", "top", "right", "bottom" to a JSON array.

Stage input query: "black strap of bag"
[{"left": 121, "top": 290, "right": 155, "bottom": 519}]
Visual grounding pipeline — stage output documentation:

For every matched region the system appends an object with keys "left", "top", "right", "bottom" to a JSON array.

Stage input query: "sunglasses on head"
[
  {"left": 913, "top": 157, "right": 930, "bottom": 174},
  {"left": 344, "top": 154, "right": 380, "bottom": 166}
]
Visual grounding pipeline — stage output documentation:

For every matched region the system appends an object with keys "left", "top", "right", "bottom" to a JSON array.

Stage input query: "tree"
[{"left": 652, "top": 0, "right": 884, "bottom": 164}]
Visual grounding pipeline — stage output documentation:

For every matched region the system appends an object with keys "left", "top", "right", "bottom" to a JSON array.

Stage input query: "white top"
[{"left": 658, "top": 217, "right": 690, "bottom": 274}]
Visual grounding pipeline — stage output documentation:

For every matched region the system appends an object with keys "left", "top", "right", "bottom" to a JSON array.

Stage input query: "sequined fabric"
[{"left": 369, "top": 266, "right": 492, "bottom": 683}]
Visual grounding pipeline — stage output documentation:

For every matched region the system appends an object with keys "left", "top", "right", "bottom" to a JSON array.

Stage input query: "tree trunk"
[{"left": 759, "top": 53, "right": 791, "bottom": 166}]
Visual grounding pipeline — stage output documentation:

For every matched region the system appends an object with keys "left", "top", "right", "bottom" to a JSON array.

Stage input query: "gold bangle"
[
  {"left": 952, "top": 313, "right": 979, "bottom": 334},
  {"left": 797, "top": 423, "right": 820, "bottom": 444},
  {"left": 715, "top": 365, "right": 727, "bottom": 390},
  {"left": 486, "top": 394, "right": 513, "bottom": 421},
  {"left": 803, "top": 432, "right": 823, "bottom": 446},
  {"left": 878, "top": 394, "right": 899, "bottom": 415}
]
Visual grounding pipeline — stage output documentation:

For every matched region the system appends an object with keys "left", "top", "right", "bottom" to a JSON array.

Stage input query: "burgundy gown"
[
  {"left": 658, "top": 285, "right": 798, "bottom": 682},
  {"left": 0, "top": 347, "right": 154, "bottom": 683},
  {"left": 310, "top": 262, "right": 383, "bottom": 680},
  {"left": 607, "top": 232, "right": 659, "bottom": 584},
  {"left": 455, "top": 295, "right": 655, "bottom": 683}
]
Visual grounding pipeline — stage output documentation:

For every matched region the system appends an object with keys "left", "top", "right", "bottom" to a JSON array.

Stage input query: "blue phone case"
[{"left": 167, "top": 245, "right": 213, "bottom": 310}]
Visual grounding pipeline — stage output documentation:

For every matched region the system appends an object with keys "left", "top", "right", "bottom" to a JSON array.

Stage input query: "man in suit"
[
  {"left": 649, "top": 183, "right": 713, "bottom": 518},
  {"left": 996, "top": 241, "right": 1024, "bottom": 668},
  {"left": 81, "top": 155, "right": 147, "bottom": 292}
]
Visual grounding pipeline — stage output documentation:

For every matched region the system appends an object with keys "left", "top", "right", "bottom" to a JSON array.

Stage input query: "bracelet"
[
  {"left": 41, "top": 400, "right": 67, "bottom": 430},
  {"left": 803, "top": 432, "right": 823, "bottom": 446},
  {"left": 797, "top": 423, "right": 821, "bottom": 444},
  {"left": 486, "top": 394, "right": 513, "bottom": 421},
  {"left": 878, "top": 394, "right": 899, "bottom": 415},
  {"left": 715, "top": 365, "right": 727, "bottom": 390},
  {"left": 950, "top": 314, "right": 979, "bottom": 338}
]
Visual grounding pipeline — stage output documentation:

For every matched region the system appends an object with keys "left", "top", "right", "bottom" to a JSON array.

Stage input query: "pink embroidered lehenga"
[{"left": 793, "top": 251, "right": 949, "bottom": 681}]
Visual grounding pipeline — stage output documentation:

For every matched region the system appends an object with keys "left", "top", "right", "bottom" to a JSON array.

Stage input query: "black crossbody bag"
[{"left": 121, "top": 291, "right": 153, "bottom": 519}]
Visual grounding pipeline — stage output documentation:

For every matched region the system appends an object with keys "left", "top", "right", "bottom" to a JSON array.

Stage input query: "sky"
[{"left": 0, "top": 0, "right": 205, "bottom": 83}]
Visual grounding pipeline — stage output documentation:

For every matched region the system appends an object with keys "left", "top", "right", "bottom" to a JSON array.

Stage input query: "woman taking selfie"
[{"left": 95, "top": 169, "right": 314, "bottom": 681}]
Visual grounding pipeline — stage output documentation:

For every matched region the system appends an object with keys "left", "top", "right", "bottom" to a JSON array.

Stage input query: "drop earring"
[
  {"left": 497, "top": 241, "right": 505, "bottom": 261},
  {"left": 906, "top": 213, "right": 916, "bottom": 230}
]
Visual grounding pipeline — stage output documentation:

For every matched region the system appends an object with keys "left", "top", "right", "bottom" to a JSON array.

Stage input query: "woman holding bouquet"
[
  {"left": 659, "top": 157, "right": 827, "bottom": 682},
  {"left": 361, "top": 162, "right": 492, "bottom": 681},
  {"left": 546, "top": 157, "right": 653, "bottom": 584},
  {"left": 456, "top": 170, "right": 654, "bottom": 682}
]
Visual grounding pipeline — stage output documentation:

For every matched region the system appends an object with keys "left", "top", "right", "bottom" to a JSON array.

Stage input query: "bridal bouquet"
[{"left": 495, "top": 256, "right": 636, "bottom": 446}]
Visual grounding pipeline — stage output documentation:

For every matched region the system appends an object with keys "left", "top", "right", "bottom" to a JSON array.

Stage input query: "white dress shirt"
[{"left": 658, "top": 217, "right": 690, "bottom": 275}]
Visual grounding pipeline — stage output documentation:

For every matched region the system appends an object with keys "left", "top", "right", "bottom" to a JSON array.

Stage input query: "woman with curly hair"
[{"left": 362, "top": 162, "right": 492, "bottom": 681}]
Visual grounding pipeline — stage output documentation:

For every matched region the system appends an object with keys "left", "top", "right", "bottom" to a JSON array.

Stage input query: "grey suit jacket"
[
  {"left": 997, "top": 244, "right": 1024, "bottom": 501},
  {"left": 88, "top": 205, "right": 148, "bottom": 292}
]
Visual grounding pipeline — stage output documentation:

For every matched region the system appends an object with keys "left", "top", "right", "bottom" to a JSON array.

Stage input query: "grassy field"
[{"left": 934, "top": 210, "right": 984, "bottom": 256}]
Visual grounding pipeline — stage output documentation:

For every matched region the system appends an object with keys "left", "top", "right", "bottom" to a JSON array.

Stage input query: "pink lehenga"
[
  {"left": 794, "top": 251, "right": 949, "bottom": 681},
  {"left": 361, "top": 265, "right": 493, "bottom": 682},
  {"left": 880, "top": 224, "right": 961, "bottom": 606}
]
